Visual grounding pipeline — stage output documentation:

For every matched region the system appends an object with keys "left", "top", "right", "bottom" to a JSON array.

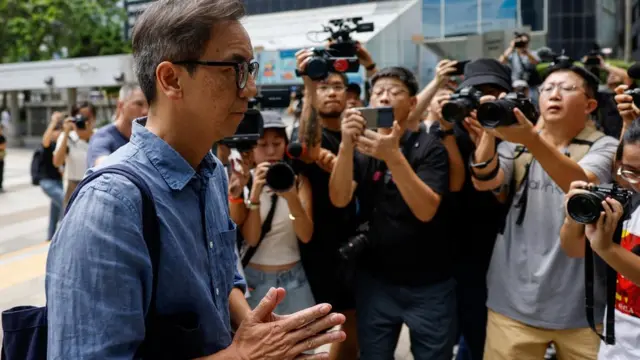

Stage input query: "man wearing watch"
[
  {"left": 426, "top": 59, "right": 514, "bottom": 360},
  {"left": 470, "top": 59, "right": 619, "bottom": 359}
]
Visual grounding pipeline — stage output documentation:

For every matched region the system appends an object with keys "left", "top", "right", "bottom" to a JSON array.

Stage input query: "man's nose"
[{"left": 141, "top": 106, "right": 149, "bottom": 116}]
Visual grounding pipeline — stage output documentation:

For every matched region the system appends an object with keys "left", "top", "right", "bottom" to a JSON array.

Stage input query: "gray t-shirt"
[
  {"left": 508, "top": 51, "right": 540, "bottom": 83},
  {"left": 487, "top": 135, "right": 619, "bottom": 329}
]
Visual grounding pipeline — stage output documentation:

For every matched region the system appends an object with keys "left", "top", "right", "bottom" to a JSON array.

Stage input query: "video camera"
[
  {"left": 441, "top": 86, "right": 483, "bottom": 124},
  {"left": 566, "top": 184, "right": 634, "bottom": 224},
  {"left": 297, "top": 17, "right": 374, "bottom": 80},
  {"left": 477, "top": 92, "right": 538, "bottom": 128}
]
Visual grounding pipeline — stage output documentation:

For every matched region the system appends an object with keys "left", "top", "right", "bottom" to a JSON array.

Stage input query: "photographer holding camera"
[
  {"left": 470, "top": 58, "right": 619, "bottom": 359},
  {"left": 292, "top": 47, "right": 363, "bottom": 360},
  {"left": 425, "top": 58, "right": 514, "bottom": 360},
  {"left": 330, "top": 66, "right": 456, "bottom": 360},
  {"left": 239, "top": 112, "right": 316, "bottom": 315},
  {"left": 52, "top": 110, "right": 94, "bottom": 209},
  {"left": 499, "top": 33, "right": 540, "bottom": 97},
  {"left": 560, "top": 120, "right": 640, "bottom": 359}
]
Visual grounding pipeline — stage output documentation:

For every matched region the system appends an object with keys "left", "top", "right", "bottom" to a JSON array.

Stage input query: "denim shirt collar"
[{"left": 131, "top": 118, "right": 217, "bottom": 190}]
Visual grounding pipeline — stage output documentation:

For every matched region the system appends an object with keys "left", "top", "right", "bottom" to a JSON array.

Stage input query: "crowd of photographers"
[{"left": 207, "top": 31, "right": 640, "bottom": 360}]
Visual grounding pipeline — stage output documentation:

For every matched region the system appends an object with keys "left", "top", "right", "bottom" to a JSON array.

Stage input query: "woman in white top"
[
  {"left": 241, "top": 112, "right": 315, "bottom": 314},
  {"left": 52, "top": 114, "right": 93, "bottom": 209}
]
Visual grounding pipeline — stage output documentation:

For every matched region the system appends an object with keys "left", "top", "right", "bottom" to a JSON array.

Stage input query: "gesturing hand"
[
  {"left": 228, "top": 158, "right": 251, "bottom": 199},
  {"left": 434, "top": 60, "right": 459, "bottom": 86},
  {"left": 614, "top": 84, "right": 640, "bottom": 127},
  {"left": 231, "top": 287, "right": 346, "bottom": 360},
  {"left": 341, "top": 108, "right": 366, "bottom": 148},
  {"left": 355, "top": 121, "right": 403, "bottom": 162}
]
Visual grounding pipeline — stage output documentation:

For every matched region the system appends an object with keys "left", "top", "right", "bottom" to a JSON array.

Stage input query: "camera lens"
[
  {"left": 442, "top": 99, "right": 474, "bottom": 123},
  {"left": 566, "top": 192, "right": 605, "bottom": 224},
  {"left": 265, "top": 162, "right": 296, "bottom": 192},
  {"left": 338, "top": 233, "right": 369, "bottom": 261},
  {"left": 305, "top": 57, "right": 329, "bottom": 81},
  {"left": 477, "top": 100, "right": 518, "bottom": 128}
]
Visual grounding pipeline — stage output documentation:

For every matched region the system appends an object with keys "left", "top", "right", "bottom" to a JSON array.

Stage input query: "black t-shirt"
[
  {"left": 292, "top": 128, "right": 360, "bottom": 261},
  {"left": 354, "top": 127, "right": 453, "bottom": 286},
  {"left": 596, "top": 91, "right": 623, "bottom": 139},
  {"left": 428, "top": 122, "right": 505, "bottom": 276},
  {"left": 40, "top": 144, "right": 62, "bottom": 181}
]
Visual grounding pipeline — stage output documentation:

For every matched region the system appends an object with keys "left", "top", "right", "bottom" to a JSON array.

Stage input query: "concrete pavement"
[{"left": 0, "top": 147, "right": 419, "bottom": 359}]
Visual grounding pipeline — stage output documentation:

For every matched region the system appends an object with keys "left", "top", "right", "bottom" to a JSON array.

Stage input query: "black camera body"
[
  {"left": 624, "top": 88, "right": 640, "bottom": 108},
  {"left": 296, "top": 48, "right": 360, "bottom": 81},
  {"left": 566, "top": 184, "right": 634, "bottom": 224},
  {"left": 514, "top": 32, "right": 528, "bottom": 49},
  {"left": 219, "top": 108, "right": 264, "bottom": 152},
  {"left": 477, "top": 92, "right": 539, "bottom": 128},
  {"left": 72, "top": 114, "right": 88, "bottom": 130},
  {"left": 297, "top": 17, "right": 374, "bottom": 80},
  {"left": 338, "top": 222, "right": 370, "bottom": 261},
  {"left": 441, "top": 86, "right": 483, "bottom": 124}
]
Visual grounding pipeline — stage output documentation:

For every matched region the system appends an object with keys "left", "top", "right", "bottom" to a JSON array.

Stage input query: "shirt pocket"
[{"left": 216, "top": 221, "right": 238, "bottom": 297}]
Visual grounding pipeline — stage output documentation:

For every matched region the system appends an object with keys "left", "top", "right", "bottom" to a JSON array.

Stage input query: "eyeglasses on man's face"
[
  {"left": 617, "top": 165, "right": 640, "bottom": 184},
  {"left": 538, "top": 83, "right": 585, "bottom": 96},
  {"left": 173, "top": 59, "right": 260, "bottom": 90}
]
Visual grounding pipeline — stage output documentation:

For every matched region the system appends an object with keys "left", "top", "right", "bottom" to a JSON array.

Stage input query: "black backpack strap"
[
  {"left": 584, "top": 218, "right": 622, "bottom": 346},
  {"left": 64, "top": 163, "right": 160, "bottom": 356},
  {"left": 241, "top": 193, "right": 279, "bottom": 268}
]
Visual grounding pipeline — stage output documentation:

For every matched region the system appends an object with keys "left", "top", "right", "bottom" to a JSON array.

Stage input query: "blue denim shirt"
[{"left": 46, "top": 120, "right": 246, "bottom": 359}]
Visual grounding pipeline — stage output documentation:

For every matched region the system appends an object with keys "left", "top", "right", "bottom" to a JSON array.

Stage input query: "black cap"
[
  {"left": 459, "top": 58, "right": 513, "bottom": 92},
  {"left": 544, "top": 53, "right": 600, "bottom": 95},
  {"left": 347, "top": 83, "right": 361, "bottom": 95}
]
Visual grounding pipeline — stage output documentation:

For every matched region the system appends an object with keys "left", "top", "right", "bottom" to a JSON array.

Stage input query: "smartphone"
[
  {"left": 355, "top": 106, "right": 394, "bottom": 129},
  {"left": 452, "top": 60, "right": 470, "bottom": 76}
]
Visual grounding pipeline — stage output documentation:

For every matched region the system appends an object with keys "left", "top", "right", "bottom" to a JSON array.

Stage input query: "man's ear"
[
  {"left": 156, "top": 61, "right": 184, "bottom": 101},
  {"left": 585, "top": 97, "right": 598, "bottom": 115},
  {"left": 409, "top": 96, "right": 418, "bottom": 113}
]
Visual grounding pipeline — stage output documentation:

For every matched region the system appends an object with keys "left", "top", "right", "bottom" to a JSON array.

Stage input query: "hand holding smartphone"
[{"left": 354, "top": 106, "right": 394, "bottom": 130}]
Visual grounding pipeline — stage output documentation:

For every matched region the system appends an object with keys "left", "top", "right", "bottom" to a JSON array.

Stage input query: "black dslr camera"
[
  {"left": 624, "top": 88, "right": 640, "bottom": 108},
  {"left": 338, "top": 222, "right": 370, "bottom": 261},
  {"left": 477, "top": 92, "right": 539, "bottom": 128},
  {"left": 265, "top": 162, "right": 296, "bottom": 193},
  {"left": 296, "top": 17, "right": 374, "bottom": 80},
  {"left": 72, "top": 114, "right": 88, "bottom": 130},
  {"left": 441, "top": 86, "right": 483, "bottom": 124},
  {"left": 514, "top": 32, "right": 528, "bottom": 49},
  {"left": 566, "top": 184, "right": 634, "bottom": 224}
]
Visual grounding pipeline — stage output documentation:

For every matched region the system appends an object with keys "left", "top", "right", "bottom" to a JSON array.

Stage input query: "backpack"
[
  {"left": 504, "top": 124, "right": 606, "bottom": 228},
  {"left": 1, "top": 164, "right": 161, "bottom": 360},
  {"left": 29, "top": 147, "right": 44, "bottom": 186}
]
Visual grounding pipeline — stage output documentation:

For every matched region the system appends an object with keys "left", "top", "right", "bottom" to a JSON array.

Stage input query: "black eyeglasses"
[{"left": 173, "top": 60, "right": 259, "bottom": 90}]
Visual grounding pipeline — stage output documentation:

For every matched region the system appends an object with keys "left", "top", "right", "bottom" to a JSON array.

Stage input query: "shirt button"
[
  {"left": 216, "top": 288, "right": 220, "bottom": 296},
  {"left": 209, "top": 241, "right": 213, "bottom": 248}
]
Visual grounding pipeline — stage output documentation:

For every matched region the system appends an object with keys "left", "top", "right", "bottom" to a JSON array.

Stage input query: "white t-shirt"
[
  {"left": 598, "top": 205, "right": 640, "bottom": 359},
  {"left": 249, "top": 184, "right": 300, "bottom": 266},
  {"left": 54, "top": 131, "right": 89, "bottom": 181}
]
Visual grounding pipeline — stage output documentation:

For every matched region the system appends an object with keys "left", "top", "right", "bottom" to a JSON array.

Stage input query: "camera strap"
[
  {"left": 240, "top": 193, "right": 279, "bottom": 268},
  {"left": 584, "top": 218, "right": 622, "bottom": 345}
]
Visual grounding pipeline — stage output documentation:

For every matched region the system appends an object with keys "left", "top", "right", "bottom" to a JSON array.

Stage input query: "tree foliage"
[{"left": 0, "top": 0, "right": 130, "bottom": 63}]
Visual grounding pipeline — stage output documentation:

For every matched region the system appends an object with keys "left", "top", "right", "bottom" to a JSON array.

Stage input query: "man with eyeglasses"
[
  {"left": 468, "top": 59, "right": 619, "bottom": 359},
  {"left": 46, "top": 1, "right": 347, "bottom": 359},
  {"left": 330, "top": 67, "right": 456, "bottom": 360}
]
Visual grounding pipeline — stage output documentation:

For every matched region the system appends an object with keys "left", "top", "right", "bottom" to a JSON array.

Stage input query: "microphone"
[
  {"left": 286, "top": 142, "right": 308, "bottom": 159},
  {"left": 627, "top": 63, "right": 640, "bottom": 80}
]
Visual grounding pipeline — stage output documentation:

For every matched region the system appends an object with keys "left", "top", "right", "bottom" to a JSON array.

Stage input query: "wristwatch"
[
  {"left": 247, "top": 200, "right": 260, "bottom": 210},
  {"left": 434, "top": 128, "right": 454, "bottom": 139},
  {"left": 469, "top": 152, "right": 496, "bottom": 169}
]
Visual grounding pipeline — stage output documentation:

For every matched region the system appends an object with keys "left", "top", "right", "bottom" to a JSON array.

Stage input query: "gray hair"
[
  {"left": 131, "top": 0, "right": 246, "bottom": 105},
  {"left": 118, "top": 84, "right": 142, "bottom": 102}
]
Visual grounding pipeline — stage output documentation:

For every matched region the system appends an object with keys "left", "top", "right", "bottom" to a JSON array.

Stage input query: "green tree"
[{"left": 0, "top": 0, "right": 130, "bottom": 63}]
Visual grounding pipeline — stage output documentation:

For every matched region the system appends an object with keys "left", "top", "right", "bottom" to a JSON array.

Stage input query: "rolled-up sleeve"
[
  {"left": 233, "top": 265, "right": 247, "bottom": 294},
  {"left": 46, "top": 176, "right": 151, "bottom": 360}
]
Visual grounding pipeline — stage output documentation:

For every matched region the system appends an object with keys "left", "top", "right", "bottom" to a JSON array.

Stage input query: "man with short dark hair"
[
  {"left": 330, "top": 66, "right": 456, "bottom": 360},
  {"left": 346, "top": 83, "right": 364, "bottom": 108},
  {"left": 471, "top": 59, "right": 618, "bottom": 359},
  {"left": 46, "top": 1, "right": 345, "bottom": 359},
  {"left": 86, "top": 84, "right": 149, "bottom": 167}
]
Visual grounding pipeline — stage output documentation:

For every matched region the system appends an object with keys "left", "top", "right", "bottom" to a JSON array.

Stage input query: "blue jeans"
[
  {"left": 245, "top": 262, "right": 316, "bottom": 315},
  {"left": 39, "top": 179, "right": 63, "bottom": 240},
  {"left": 356, "top": 271, "right": 457, "bottom": 360}
]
